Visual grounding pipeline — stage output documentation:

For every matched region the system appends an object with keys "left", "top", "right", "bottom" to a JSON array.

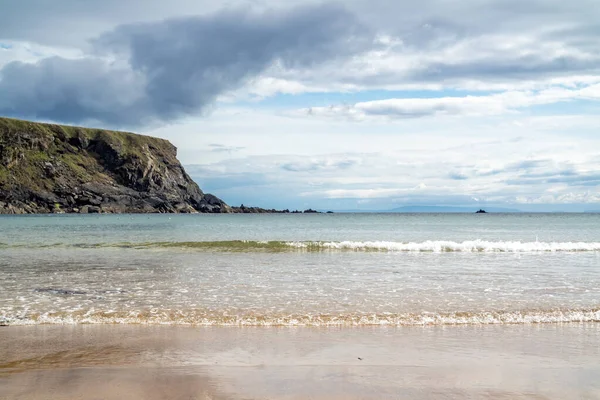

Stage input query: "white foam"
[
  {"left": 2, "top": 309, "right": 599, "bottom": 326},
  {"left": 285, "top": 240, "right": 600, "bottom": 253}
]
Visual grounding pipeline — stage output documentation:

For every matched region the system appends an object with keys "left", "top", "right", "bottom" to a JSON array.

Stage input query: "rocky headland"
[{"left": 0, "top": 117, "right": 230, "bottom": 214}]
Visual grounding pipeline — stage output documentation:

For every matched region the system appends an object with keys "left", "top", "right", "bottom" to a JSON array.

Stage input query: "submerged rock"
[{"left": 0, "top": 117, "right": 231, "bottom": 214}]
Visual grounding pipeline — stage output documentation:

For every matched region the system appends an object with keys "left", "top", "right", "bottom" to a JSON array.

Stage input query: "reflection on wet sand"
[
  {"left": 1, "top": 368, "right": 227, "bottom": 400},
  {"left": 1, "top": 324, "right": 599, "bottom": 399},
  {"left": 0, "top": 345, "right": 136, "bottom": 375}
]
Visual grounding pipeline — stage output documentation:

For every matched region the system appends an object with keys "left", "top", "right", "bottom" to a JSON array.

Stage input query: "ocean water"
[{"left": 1, "top": 213, "right": 600, "bottom": 326}]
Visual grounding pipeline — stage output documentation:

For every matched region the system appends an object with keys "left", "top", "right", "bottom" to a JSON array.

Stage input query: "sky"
[{"left": 1, "top": 0, "right": 599, "bottom": 211}]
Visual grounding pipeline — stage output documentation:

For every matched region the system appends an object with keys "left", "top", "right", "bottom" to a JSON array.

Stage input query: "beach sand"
[{"left": 1, "top": 324, "right": 599, "bottom": 399}]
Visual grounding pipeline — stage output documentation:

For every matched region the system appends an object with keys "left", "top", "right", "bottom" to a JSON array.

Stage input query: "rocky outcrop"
[
  {"left": 0, "top": 117, "right": 230, "bottom": 214},
  {"left": 229, "top": 205, "right": 324, "bottom": 214}
]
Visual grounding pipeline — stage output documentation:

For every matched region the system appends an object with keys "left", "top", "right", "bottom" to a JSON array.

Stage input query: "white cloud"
[
  {"left": 175, "top": 109, "right": 600, "bottom": 209},
  {"left": 299, "top": 84, "right": 600, "bottom": 120},
  {"left": 514, "top": 192, "right": 600, "bottom": 204},
  {"left": 2, "top": 0, "right": 600, "bottom": 209},
  {"left": 0, "top": 40, "right": 85, "bottom": 69}
]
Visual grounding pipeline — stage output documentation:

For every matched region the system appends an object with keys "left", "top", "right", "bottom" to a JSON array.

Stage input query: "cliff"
[{"left": 0, "top": 117, "right": 230, "bottom": 214}]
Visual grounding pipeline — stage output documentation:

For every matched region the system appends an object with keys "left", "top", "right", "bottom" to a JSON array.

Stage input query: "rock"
[
  {"left": 43, "top": 162, "right": 56, "bottom": 177},
  {"left": 80, "top": 205, "right": 101, "bottom": 214},
  {"left": 0, "top": 117, "right": 231, "bottom": 214},
  {"left": 68, "top": 134, "right": 89, "bottom": 149},
  {"left": 88, "top": 197, "right": 102, "bottom": 206}
]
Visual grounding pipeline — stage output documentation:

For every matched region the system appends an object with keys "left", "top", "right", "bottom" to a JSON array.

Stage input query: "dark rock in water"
[
  {"left": 0, "top": 117, "right": 231, "bottom": 214},
  {"left": 303, "top": 209, "right": 320, "bottom": 213},
  {"left": 476, "top": 209, "right": 487, "bottom": 213},
  {"left": 230, "top": 204, "right": 292, "bottom": 213}
]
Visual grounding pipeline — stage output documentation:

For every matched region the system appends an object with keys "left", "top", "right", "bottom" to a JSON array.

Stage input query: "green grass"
[
  {"left": 0, "top": 116, "right": 185, "bottom": 196},
  {"left": 60, "top": 153, "right": 94, "bottom": 182},
  {"left": 0, "top": 166, "right": 8, "bottom": 185}
]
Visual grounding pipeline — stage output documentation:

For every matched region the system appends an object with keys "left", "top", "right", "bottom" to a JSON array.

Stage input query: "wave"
[
  {"left": 282, "top": 240, "right": 600, "bottom": 253},
  {"left": 2, "top": 308, "right": 599, "bottom": 326},
  {"left": 3, "top": 240, "right": 600, "bottom": 252}
]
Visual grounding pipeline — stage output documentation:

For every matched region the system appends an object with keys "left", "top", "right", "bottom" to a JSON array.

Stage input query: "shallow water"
[{"left": 1, "top": 213, "right": 599, "bottom": 326}]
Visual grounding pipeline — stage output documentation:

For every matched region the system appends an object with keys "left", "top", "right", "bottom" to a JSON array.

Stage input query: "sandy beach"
[{"left": 1, "top": 323, "right": 599, "bottom": 399}]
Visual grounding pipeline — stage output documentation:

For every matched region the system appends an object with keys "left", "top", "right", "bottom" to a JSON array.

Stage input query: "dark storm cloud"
[
  {"left": 0, "top": 57, "right": 146, "bottom": 125},
  {"left": 0, "top": 4, "right": 372, "bottom": 127}
]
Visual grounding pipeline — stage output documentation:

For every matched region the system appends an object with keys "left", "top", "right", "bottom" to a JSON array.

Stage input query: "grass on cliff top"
[
  {"left": 0, "top": 117, "right": 175, "bottom": 156},
  {"left": 0, "top": 117, "right": 178, "bottom": 190}
]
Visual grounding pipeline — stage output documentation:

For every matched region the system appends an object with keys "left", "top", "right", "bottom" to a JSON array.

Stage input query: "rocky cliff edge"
[{"left": 0, "top": 117, "right": 230, "bottom": 214}]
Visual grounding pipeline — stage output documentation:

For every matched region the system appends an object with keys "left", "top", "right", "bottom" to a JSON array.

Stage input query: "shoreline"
[
  {"left": 3, "top": 309, "right": 600, "bottom": 327},
  {"left": 2, "top": 324, "right": 599, "bottom": 399}
]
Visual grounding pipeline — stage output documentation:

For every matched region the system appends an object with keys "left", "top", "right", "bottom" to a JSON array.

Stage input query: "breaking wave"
[
  {"left": 4, "top": 239, "right": 600, "bottom": 252},
  {"left": 2, "top": 308, "right": 599, "bottom": 326},
  {"left": 281, "top": 240, "right": 600, "bottom": 253}
]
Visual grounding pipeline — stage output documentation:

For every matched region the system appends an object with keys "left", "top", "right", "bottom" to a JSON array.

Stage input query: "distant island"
[{"left": 476, "top": 209, "right": 487, "bottom": 213}]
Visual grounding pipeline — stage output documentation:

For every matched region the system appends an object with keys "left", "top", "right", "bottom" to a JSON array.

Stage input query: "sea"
[{"left": 1, "top": 213, "right": 600, "bottom": 327}]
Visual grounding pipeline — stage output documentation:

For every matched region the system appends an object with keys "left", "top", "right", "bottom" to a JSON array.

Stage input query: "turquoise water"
[
  {"left": 2, "top": 213, "right": 600, "bottom": 245},
  {"left": 1, "top": 213, "right": 600, "bottom": 325}
]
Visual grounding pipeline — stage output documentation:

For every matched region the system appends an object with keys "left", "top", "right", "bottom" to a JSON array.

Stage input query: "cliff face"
[{"left": 0, "top": 117, "right": 230, "bottom": 214}]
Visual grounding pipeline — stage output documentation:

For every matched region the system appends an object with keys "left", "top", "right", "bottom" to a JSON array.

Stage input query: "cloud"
[
  {"left": 300, "top": 85, "right": 600, "bottom": 120},
  {"left": 200, "top": 143, "right": 598, "bottom": 206},
  {"left": 513, "top": 191, "right": 600, "bottom": 204},
  {"left": 506, "top": 172, "right": 600, "bottom": 187},
  {"left": 208, "top": 144, "right": 245, "bottom": 153},
  {"left": 310, "top": 184, "right": 434, "bottom": 199},
  {"left": 448, "top": 172, "right": 468, "bottom": 180},
  {"left": 281, "top": 158, "right": 359, "bottom": 172},
  {"left": 2, "top": 0, "right": 600, "bottom": 210},
  {"left": 0, "top": 57, "right": 146, "bottom": 124},
  {"left": 3, "top": 1, "right": 600, "bottom": 117},
  {"left": 0, "top": 4, "right": 373, "bottom": 127}
]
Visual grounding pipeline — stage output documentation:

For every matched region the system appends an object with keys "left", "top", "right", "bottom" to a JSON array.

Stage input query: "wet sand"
[{"left": 1, "top": 324, "right": 599, "bottom": 399}]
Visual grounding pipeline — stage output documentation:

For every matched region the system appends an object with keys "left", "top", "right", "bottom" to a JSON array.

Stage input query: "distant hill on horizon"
[
  {"left": 390, "top": 206, "right": 521, "bottom": 213},
  {"left": 327, "top": 206, "right": 522, "bottom": 213}
]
